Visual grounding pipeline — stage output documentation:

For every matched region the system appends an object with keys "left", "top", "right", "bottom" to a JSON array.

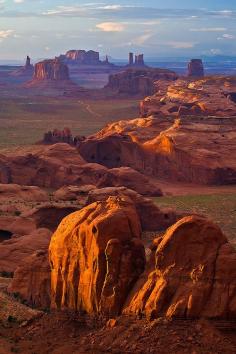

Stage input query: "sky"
[{"left": 0, "top": 0, "right": 236, "bottom": 61}]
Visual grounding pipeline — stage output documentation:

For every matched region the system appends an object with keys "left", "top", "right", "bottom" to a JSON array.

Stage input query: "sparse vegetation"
[{"left": 0, "top": 97, "right": 139, "bottom": 150}]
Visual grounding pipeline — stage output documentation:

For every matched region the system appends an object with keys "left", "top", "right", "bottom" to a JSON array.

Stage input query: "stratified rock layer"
[
  {"left": 123, "top": 216, "right": 236, "bottom": 319},
  {"left": 49, "top": 197, "right": 145, "bottom": 315}
]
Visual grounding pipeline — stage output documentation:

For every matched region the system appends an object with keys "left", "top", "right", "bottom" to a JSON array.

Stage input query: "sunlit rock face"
[
  {"left": 49, "top": 196, "right": 146, "bottom": 316},
  {"left": 124, "top": 216, "right": 236, "bottom": 319},
  {"left": 78, "top": 116, "right": 236, "bottom": 185},
  {"left": 33, "top": 58, "right": 69, "bottom": 81}
]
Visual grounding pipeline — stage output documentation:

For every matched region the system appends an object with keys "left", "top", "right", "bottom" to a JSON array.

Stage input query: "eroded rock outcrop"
[
  {"left": 0, "top": 143, "right": 162, "bottom": 195},
  {"left": 79, "top": 116, "right": 236, "bottom": 185},
  {"left": 140, "top": 76, "right": 236, "bottom": 117},
  {"left": 49, "top": 197, "right": 146, "bottom": 315},
  {"left": 124, "top": 216, "right": 236, "bottom": 319},
  {"left": 0, "top": 228, "right": 52, "bottom": 273}
]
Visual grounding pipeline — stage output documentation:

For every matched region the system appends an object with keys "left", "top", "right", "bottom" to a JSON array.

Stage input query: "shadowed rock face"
[
  {"left": 123, "top": 216, "right": 236, "bottom": 319},
  {"left": 105, "top": 68, "right": 178, "bottom": 96},
  {"left": 49, "top": 196, "right": 145, "bottom": 315},
  {"left": 188, "top": 59, "right": 204, "bottom": 77},
  {"left": 33, "top": 59, "right": 69, "bottom": 81}
]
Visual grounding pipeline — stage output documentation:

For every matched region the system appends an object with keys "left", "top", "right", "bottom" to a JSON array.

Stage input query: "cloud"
[
  {"left": 166, "top": 41, "right": 196, "bottom": 49},
  {"left": 190, "top": 27, "right": 227, "bottom": 32},
  {"left": 0, "top": 29, "right": 14, "bottom": 39},
  {"left": 96, "top": 22, "right": 125, "bottom": 32},
  {"left": 218, "top": 33, "right": 235, "bottom": 40},
  {"left": 14, "top": 0, "right": 24, "bottom": 3},
  {"left": 131, "top": 32, "right": 153, "bottom": 46},
  {"left": 0, "top": 29, "right": 14, "bottom": 42}
]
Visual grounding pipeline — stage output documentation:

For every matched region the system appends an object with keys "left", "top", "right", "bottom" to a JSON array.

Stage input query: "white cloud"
[
  {"left": 96, "top": 22, "right": 125, "bottom": 32},
  {"left": 167, "top": 41, "right": 196, "bottom": 49},
  {"left": 222, "top": 33, "right": 235, "bottom": 39},
  {"left": 131, "top": 32, "right": 153, "bottom": 46},
  {"left": 0, "top": 29, "right": 14, "bottom": 39},
  {"left": 14, "top": 0, "right": 24, "bottom": 3},
  {"left": 190, "top": 27, "right": 227, "bottom": 32}
]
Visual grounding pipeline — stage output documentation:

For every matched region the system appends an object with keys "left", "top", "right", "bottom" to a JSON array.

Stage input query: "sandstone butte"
[{"left": 49, "top": 196, "right": 146, "bottom": 315}]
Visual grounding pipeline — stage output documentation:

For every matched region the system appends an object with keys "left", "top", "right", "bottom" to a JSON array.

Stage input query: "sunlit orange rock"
[
  {"left": 49, "top": 196, "right": 145, "bottom": 315},
  {"left": 123, "top": 216, "right": 236, "bottom": 319}
]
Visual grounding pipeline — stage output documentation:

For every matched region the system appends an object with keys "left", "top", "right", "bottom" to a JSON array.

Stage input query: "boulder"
[
  {"left": 123, "top": 216, "right": 236, "bottom": 319},
  {"left": 49, "top": 196, "right": 145, "bottom": 315},
  {"left": 9, "top": 250, "right": 51, "bottom": 309}
]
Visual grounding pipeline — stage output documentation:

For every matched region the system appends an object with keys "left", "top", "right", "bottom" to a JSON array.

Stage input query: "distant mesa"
[
  {"left": 59, "top": 49, "right": 114, "bottom": 67},
  {"left": 187, "top": 59, "right": 204, "bottom": 78},
  {"left": 33, "top": 58, "right": 70, "bottom": 81},
  {"left": 105, "top": 67, "right": 178, "bottom": 96}
]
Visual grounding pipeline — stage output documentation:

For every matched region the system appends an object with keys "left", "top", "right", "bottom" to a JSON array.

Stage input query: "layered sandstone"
[
  {"left": 105, "top": 68, "right": 177, "bottom": 96},
  {"left": 124, "top": 216, "right": 236, "bottom": 319},
  {"left": 49, "top": 197, "right": 145, "bottom": 315}
]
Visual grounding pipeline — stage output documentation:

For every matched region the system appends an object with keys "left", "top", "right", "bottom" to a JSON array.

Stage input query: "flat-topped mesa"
[
  {"left": 64, "top": 49, "right": 101, "bottom": 65},
  {"left": 105, "top": 68, "right": 178, "bottom": 96},
  {"left": 33, "top": 58, "right": 70, "bottom": 81},
  {"left": 187, "top": 59, "right": 204, "bottom": 77}
]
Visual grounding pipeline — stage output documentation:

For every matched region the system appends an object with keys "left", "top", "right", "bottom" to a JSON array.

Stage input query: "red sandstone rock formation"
[
  {"left": 33, "top": 58, "right": 69, "bottom": 81},
  {"left": 49, "top": 197, "right": 145, "bottom": 315},
  {"left": 140, "top": 76, "right": 236, "bottom": 118},
  {"left": 0, "top": 184, "right": 48, "bottom": 203},
  {"left": 10, "top": 56, "right": 34, "bottom": 78},
  {"left": 105, "top": 68, "right": 177, "bottom": 96},
  {"left": 0, "top": 228, "right": 52, "bottom": 273},
  {"left": 123, "top": 216, "right": 236, "bottom": 319},
  {"left": 78, "top": 116, "right": 236, "bottom": 185},
  {"left": 9, "top": 250, "right": 51, "bottom": 309},
  {"left": 0, "top": 143, "right": 163, "bottom": 195},
  {"left": 187, "top": 59, "right": 204, "bottom": 77},
  {"left": 87, "top": 186, "right": 177, "bottom": 231}
]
